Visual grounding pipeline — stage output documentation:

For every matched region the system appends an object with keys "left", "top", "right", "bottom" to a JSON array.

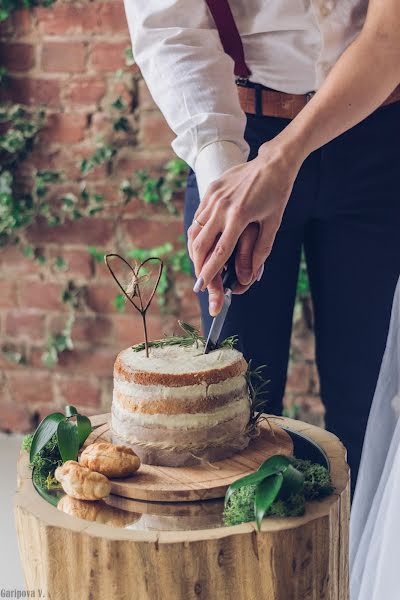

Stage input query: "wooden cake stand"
[{"left": 15, "top": 416, "right": 350, "bottom": 600}]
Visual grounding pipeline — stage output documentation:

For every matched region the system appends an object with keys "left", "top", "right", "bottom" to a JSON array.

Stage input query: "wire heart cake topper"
[{"left": 105, "top": 253, "right": 163, "bottom": 357}]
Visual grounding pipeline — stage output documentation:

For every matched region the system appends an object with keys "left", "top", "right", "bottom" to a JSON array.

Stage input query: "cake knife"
[{"left": 203, "top": 249, "right": 238, "bottom": 354}]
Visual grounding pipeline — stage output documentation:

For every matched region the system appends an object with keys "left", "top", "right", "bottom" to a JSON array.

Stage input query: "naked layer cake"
[{"left": 111, "top": 344, "right": 251, "bottom": 466}]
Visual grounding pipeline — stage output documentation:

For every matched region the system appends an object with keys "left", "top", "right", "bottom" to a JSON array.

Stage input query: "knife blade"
[{"left": 203, "top": 248, "right": 238, "bottom": 354}]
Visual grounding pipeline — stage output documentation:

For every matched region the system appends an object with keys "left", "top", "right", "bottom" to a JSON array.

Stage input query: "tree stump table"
[{"left": 14, "top": 416, "right": 350, "bottom": 600}]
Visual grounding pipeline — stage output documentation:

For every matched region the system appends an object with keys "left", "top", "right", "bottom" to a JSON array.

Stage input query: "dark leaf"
[
  {"left": 225, "top": 455, "right": 290, "bottom": 506},
  {"left": 254, "top": 473, "right": 284, "bottom": 530},
  {"left": 29, "top": 413, "right": 65, "bottom": 463},
  {"left": 280, "top": 464, "right": 305, "bottom": 499},
  {"left": 77, "top": 415, "right": 92, "bottom": 447},
  {"left": 65, "top": 405, "right": 78, "bottom": 417},
  {"left": 57, "top": 420, "right": 79, "bottom": 463}
]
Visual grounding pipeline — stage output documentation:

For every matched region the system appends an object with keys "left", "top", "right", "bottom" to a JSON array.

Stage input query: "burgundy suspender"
[{"left": 204, "top": 0, "right": 252, "bottom": 79}]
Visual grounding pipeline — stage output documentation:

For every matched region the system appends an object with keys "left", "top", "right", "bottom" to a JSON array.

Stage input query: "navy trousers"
[{"left": 184, "top": 101, "right": 400, "bottom": 489}]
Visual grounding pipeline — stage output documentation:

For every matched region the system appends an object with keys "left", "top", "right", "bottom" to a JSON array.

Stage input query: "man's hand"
[{"left": 187, "top": 140, "right": 303, "bottom": 315}]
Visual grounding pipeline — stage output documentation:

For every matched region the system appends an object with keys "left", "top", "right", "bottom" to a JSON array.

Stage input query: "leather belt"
[{"left": 237, "top": 82, "right": 400, "bottom": 119}]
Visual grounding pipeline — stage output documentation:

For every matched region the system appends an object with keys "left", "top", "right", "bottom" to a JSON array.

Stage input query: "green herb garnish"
[
  {"left": 131, "top": 320, "right": 238, "bottom": 352},
  {"left": 22, "top": 405, "right": 93, "bottom": 490},
  {"left": 223, "top": 458, "right": 333, "bottom": 527}
]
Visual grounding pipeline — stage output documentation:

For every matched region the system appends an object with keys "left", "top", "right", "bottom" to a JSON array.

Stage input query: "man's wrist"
[
  {"left": 194, "top": 140, "right": 249, "bottom": 200},
  {"left": 258, "top": 133, "right": 307, "bottom": 174}
]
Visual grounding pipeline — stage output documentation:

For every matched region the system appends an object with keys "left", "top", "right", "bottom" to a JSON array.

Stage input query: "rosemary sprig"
[
  {"left": 246, "top": 361, "right": 271, "bottom": 430},
  {"left": 131, "top": 321, "right": 238, "bottom": 352}
]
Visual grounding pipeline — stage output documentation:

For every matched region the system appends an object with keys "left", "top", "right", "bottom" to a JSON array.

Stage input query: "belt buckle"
[{"left": 235, "top": 76, "right": 250, "bottom": 87}]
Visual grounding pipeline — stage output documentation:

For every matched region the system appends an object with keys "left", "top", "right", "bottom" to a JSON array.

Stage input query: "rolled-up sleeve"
[{"left": 123, "top": 0, "right": 250, "bottom": 198}]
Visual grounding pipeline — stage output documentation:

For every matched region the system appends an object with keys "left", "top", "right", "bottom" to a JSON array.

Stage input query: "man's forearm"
[{"left": 263, "top": 7, "right": 400, "bottom": 165}]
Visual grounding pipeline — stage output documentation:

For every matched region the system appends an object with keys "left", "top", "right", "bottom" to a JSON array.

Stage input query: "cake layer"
[
  {"left": 111, "top": 393, "right": 250, "bottom": 434},
  {"left": 113, "top": 375, "right": 248, "bottom": 414},
  {"left": 114, "top": 345, "right": 247, "bottom": 387},
  {"left": 111, "top": 398, "right": 251, "bottom": 467}
]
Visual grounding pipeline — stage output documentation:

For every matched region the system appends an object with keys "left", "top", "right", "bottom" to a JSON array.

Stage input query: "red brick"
[
  {"left": 113, "top": 149, "right": 169, "bottom": 180},
  {"left": 291, "top": 321, "right": 316, "bottom": 361},
  {"left": 56, "top": 376, "right": 101, "bottom": 408},
  {"left": 0, "top": 281, "right": 17, "bottom": 308},
  {"left": 7, "top": 371, "right": 53, "bottom": 404},
  {"left": 5, "top": 310, "right": 45, "bottom": 341},
  {"left": 35, "top": 3, "right": 127, "bottom": 35},
  {"left": 0, "top": 9, "right": 31, "bottom": 37},
  {"left": 18, "top": 281, "right": 63, "bottom": 311},
  {"left": 112, "top": 313, "right": 169, "bottom": 347},
  {"left": 40, "top": 112, "right": 88, "bottom": 144},
  {"left": 138, "top": 79, "right": 157, "bottom": 111},
  {"left": 0, "top": 43, "right": 35, "bottom": 72},
  {"left": 86, "top": 283, "right": 122, "bottom": 314},
  {"left": 122, "top": 217, "right": 183, "bottom": 248},
  {"left": 41, "top": 42, "right": 87, "bottom": 73},
  {"left": 55, "top": 249, "right": 94, "bottom": 280},
  {"left": 140, "top": 112, "right": 174, "bottom": 148},
  {"left": 90, "top": 41, "right": 129, "bottom": 72},
  {"left": 0, "top": 77, "right": 61, "bottom": 108},
  {"left": 57, "top": 348, "right": 117, "bottom": 377},
  {"left": 71, "top": 316, "right": 113, "bottom": 344},
  {"left": 0, "top": 402, "right": 34, "bottom": 433},
  {"left": 26, "top": 217, "right": 115, "bottom": 246},
  {"left": 286, "top": 362, "right": 311, "bottom": 394},
  {"left": 0, "top": 245, "right": 42, "bottom": 276},
  {"left": 64, "top": 77, "right": 106, "bottom": 106},
  {"left": 177, "top": 287, "right": 201, "bottom": 321}
]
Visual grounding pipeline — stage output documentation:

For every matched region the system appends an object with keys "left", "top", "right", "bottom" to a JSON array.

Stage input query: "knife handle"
[{"left": 222, "top": 245, "right": 238, "bottom": 291}]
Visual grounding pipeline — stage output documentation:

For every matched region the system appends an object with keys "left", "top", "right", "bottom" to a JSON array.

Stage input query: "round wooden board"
[{"left": 85, "top": 415, "right": 293, "bottom": 502}]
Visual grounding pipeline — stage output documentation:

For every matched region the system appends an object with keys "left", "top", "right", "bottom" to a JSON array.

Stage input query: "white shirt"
[{"left": 123, "top": 0, "right": 368, "bottom": 199}]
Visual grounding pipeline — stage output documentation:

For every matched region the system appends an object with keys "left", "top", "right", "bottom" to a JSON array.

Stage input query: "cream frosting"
[
  {"left": 117, "top": 344, "right": 243, "bottom": 376},
  {"left": 112, "top": 393, "right": 250, "bottom": 429},
  {"left": 113, "top": 374, "right": 247, "bottom": 401}
]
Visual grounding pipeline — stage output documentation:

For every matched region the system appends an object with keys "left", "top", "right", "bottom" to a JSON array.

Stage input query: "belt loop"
[{"left": 254, "top": 83, "right": 263, "bottom": 116}]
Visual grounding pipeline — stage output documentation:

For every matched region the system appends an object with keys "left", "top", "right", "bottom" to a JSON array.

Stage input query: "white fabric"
[
  {"left": 122, "top": 0, "right": 368, "bottom": 197},
  {"left": 350, "top": 277, "right": 400, "bottom": 600}
]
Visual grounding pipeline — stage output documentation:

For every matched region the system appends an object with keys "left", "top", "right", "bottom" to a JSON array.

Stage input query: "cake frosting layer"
[
  {"left": 111, "top": 344, "right": 251, "bottom": 466},
  {"left": 113, "top": 375, "right": 248, "bottom": 414},
  {"left": 114, "top": 345, "right": 247, "bottom": 387}
]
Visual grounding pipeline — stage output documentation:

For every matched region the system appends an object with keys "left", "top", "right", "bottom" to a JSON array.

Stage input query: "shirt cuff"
[{"left": 194, "top": 141, "right": 249, "bottom": 201}]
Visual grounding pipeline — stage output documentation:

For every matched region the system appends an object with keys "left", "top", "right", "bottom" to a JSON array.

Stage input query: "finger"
[
  {"left": 187, "top": 204, "right": 214, "bottom": 261},
  {"left": 252, "top": 219, "right": 278, "bottom": 274},
  {"left": 191, "top": 222, "right": 221, "bottom": 278},
  {"left": 193, "top": 180, "right": 219, "bottom": 220},
  {"left": 198, "top": 221, "right": 242, "bottom": 289},
  {"left": 207, "top": 273, "right": 225, "bottom": 317},
  {"left": 235, "top": 222, "right": 259, "bottom": 286}
]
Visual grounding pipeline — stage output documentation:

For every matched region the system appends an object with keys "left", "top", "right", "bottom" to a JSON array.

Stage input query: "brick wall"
[{"left": 0, "top": 1, "right": 322, "bottom": 433}]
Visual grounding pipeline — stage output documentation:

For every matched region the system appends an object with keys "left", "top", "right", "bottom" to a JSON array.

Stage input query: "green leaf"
[
  {"left": 87, "top": 246, "right": 106, "bottom": 263},
  {"left": 254, "top": 473, "right": 284, "bottom": 530},
  {"left": 224, "top": 455, "right": 291, "bottom": 506},
  {"left": 76, "top": 415, "right": 92, "bottom": 447},
  {"left": 280, "top": 465, "right": 305, "bottom": 499},
  {"left": 65, "top": 405, "right": 78, "bottom": 417},
  {"left": 57, "top": 420, "right": 79, "bottom": 463},
  {"left": 29, "top": 413, "right": 65, "bottom": 463}
]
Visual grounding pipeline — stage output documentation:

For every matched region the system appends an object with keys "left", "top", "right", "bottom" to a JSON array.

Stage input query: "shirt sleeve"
[{"left": 122, "top": 0, "right": 250, "bottom": 199}]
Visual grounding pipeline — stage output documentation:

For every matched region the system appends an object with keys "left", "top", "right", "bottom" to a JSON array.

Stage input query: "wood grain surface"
[
  {"left": 84, "top": 415, "right": 293, "bottom": 502},
  {"left": 15, "top": 416, "right": 350, "bottom": 600}
]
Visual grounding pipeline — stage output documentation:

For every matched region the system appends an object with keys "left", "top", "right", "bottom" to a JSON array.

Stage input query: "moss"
[
  {"left": 292, "top": 458, "right": 334, "bottom": 500},
  {"left": 22, "top": 433, "right": 62, "bottom": 489},
  {"left": 223, "top": 459, "right": 333, "bottom": 526}
]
